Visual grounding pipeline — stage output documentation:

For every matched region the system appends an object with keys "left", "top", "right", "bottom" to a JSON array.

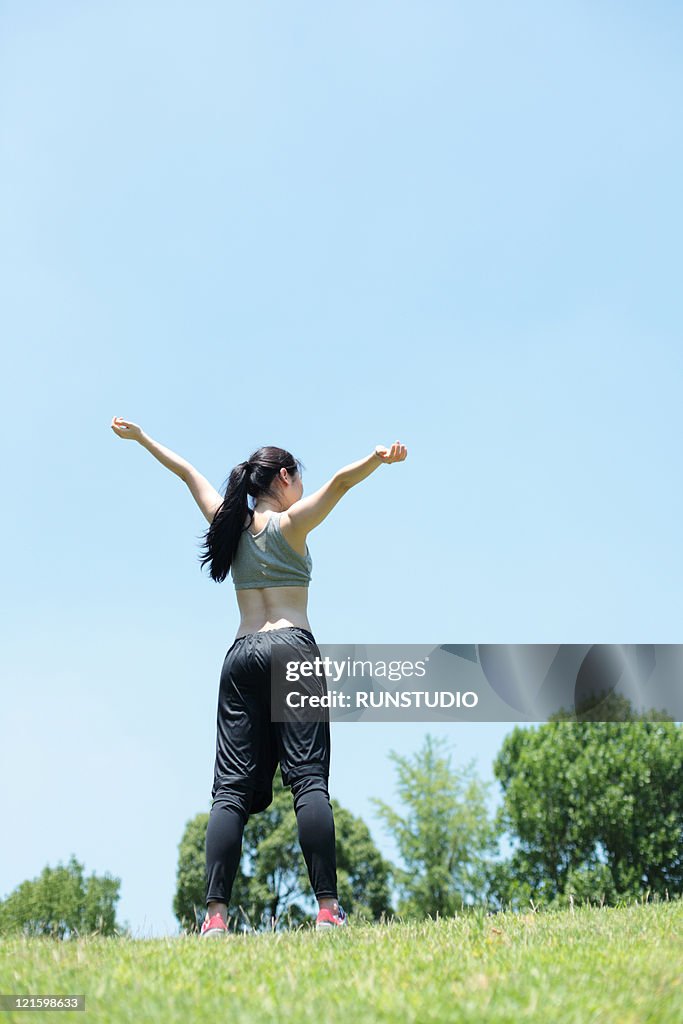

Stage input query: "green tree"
[
  {"left": 370, "top": 734, "right": 495, "bottom": 920},
  {"left": 332, "top": 803, "right": 393, "bottom": 922},
  {"left": 238, "top": 777, "right": 310, "bottom": 930},
  {"left": 490, "top": 699, "right": 683, "bottom": 909},
  {"left": 175, "top": 771, "right": 392, "bottom": 931},
  {"left": 0, "top": 854, "right": 124, "bottom": 938}
]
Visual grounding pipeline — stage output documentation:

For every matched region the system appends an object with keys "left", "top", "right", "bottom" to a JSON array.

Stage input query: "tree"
[
  {"left": 175, "top": 770, "right": 392, "bottom": 931},
  {"left": 0, "top": 855, "right": 124, "bottom": 938},
  {"left": 370, "top": 734, "right": 495, "bottom": 920},
  {"left": 237, "top": 777, "right": 311, "bottom": 930},
  {"left": 490, "top": 698, "right": 683, "bottom": 909},
  {"left": 331, "top": 802, "right": 393, "bottom": 922}
]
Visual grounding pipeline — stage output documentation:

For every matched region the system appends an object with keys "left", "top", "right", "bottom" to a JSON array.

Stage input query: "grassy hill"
[{"left": 1, "top": 900, "right": 681, "bottom": 1023}]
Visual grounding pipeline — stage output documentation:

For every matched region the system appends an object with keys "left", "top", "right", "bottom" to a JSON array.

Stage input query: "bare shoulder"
[
  {"left": 278, "top": 509, "right": 308, "bottom": 557},
  {"left": 281, "top": 477, "right": 348, "bottom": 540}
]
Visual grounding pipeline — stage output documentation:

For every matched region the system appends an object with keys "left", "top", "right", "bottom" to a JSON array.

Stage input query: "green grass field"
[{"left": 1, "top": 901, "right": 681, "bottom": 1023}]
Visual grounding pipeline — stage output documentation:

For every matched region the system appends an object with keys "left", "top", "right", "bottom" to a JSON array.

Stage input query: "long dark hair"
[{"left": 198, "top": 446, "right": 304, "bottom": 583}]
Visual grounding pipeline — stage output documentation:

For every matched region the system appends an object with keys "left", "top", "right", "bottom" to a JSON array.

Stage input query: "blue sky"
[{"left": 1, "top": 1, "right": 682, "bottom": 937}]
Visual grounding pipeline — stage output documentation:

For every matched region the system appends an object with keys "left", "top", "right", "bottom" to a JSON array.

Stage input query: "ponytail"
[{"left": 197, "top": 446, "right": 303, "bottom": 583}]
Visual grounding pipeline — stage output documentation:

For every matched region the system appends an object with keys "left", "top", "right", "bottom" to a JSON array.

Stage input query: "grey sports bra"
[{"left": 230, "top": 510, "right": 313, "bottom": 590}]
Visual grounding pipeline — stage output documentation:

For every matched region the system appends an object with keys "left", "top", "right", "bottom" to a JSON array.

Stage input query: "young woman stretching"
[{"left": 110, "top": 418, "right": 407, "bottom": 936}]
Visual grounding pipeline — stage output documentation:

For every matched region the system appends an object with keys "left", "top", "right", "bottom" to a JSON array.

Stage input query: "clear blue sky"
[{"left": 1, "top": 1, "right": 682, "bottom": 938}]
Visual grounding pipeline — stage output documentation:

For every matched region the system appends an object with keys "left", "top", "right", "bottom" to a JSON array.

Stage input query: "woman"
[{"left": 110, "top": 417, "right": 407, "bottom": 936}]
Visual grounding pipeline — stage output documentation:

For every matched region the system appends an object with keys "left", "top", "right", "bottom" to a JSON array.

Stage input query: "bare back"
[{"left": 234, "top": 510, "right": 312, "bottom": 639}]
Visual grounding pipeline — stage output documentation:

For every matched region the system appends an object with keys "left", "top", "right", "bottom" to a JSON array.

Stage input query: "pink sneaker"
[
  {"left": 315, "top": 904, "right": 348, "bottom": 930},
  {"left": 200, "top": 913, "right": 228, "bottom": 938}
]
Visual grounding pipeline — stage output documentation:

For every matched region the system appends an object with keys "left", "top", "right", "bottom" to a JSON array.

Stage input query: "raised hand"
[
  {"left": 111, "top": 416, "right": 144, "bottom": 442},
  {"left": 375, "top": 441, "right": 407, "bottom": 464}
]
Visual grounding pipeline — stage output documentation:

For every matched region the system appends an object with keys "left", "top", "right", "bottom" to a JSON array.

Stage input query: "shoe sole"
[{"left": 201, "top": 928, "right": 228, "bottom": 938}]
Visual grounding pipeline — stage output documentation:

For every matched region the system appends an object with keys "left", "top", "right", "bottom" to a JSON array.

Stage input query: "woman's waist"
[
  {"left": 234, "top": 619, "right": 314, "bottom": 637},
  {"left": 235, "top": 614, "right": 309, "bottom": 630},
  {"left": 235, "top": 588, "right": 310, "bottom": 638},
  {"left": 236, "top": 586, "right": 307, "bottom": 613}
]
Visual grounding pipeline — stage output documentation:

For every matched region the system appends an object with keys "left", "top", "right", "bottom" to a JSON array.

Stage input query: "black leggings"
[{"left": 205, "top": 626, "right": 338, "bottom": 905}]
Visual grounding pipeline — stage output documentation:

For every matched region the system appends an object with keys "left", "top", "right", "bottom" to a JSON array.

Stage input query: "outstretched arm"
[
  {"left": 283, "top": 441, "right": 407, "bottom": 539},
  {"left": 335, "top": 442, "right": 406, "bottom": 489},
  {"left": 110, "top": 417, "right": 224, "bottom": 524}
]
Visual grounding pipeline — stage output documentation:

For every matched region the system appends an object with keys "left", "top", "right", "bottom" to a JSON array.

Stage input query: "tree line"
[{"left": 2, "top": 700, "right": 681, "bottom": 936}]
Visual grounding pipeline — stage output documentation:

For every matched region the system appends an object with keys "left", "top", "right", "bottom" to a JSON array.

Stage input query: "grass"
[{"left": 1, "top": 901, "right": 682, "bottom": 1023}]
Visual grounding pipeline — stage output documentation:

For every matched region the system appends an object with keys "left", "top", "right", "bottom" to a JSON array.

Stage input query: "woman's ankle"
[
  {"left": 207, "top": 901, "right": 228, "bottom": 922},
  {"left": 318, "top": 897, "right": 339, "bottom": 914}
]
